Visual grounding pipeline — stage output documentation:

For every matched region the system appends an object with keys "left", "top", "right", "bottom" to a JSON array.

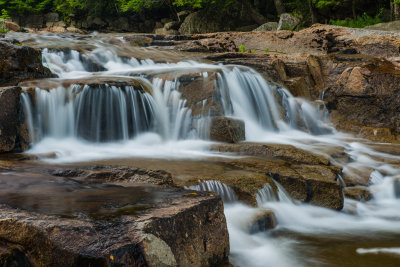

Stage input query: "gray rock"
[
  {"left": 161, "top": 18, "right": 173, "bottom": 24},
  {"left": 44, "top": 12, "right": 59, "bottom": 23},
  {"left": 23, "top": 15, "right": 44, "bottom": 28},
  {"left": 395, "top": 178, "right": 400, "bottom": 198},
  {"left": 179, "top": 11, "right": 231, "bottom": 34},
  {"left": 164, "top": 21, "right": 180, "bottom": 31},
  {"left": 253, "top": 22, "right": 279, "bottom": 32},
  {"left": 210, "top": 117, "right": 245, "bottom": 143},
  {"left": 277, "top": 13, "right": 299, "bottom": 31},
  {"left": 110, "top": 17, "right": 131, "bottom": 32},
  {"left": 155, "top": 28, "right": 179, "bottom": 35},
  {"left": 86, "top": 17, "right": 106, "bottom": 29},
  {"left": 365, "top": 20, "right": 400, "bottom": 31},
  {"left": 46, "top": 21, "right": 66, "bottom": 28}
]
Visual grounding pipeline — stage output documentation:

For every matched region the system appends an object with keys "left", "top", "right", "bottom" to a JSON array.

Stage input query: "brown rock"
[
  {"left": 53, "top": 166, "right": 175, "bottom": 187},
  {"left": 0, "top": 41, "right": 53, "bottom": 86},
  {"left": 0, "top": 241, "right": 31, "bottom": 267},
  {"left": 0, "top": 87, "right": 20, "bottom": 153},
  {"left": 344, "top": 186, "right": 373, "bottom": 201},
  {"left": 325, "top": 59, "right": 400, "bottom": 142},
  {"left": 0, "top": 191, "right": 229, "bottom": 267},
  {"left": 209, "top": 117, "right": 245, "bottom": 143},
  {"left": 212, "top": 143, "right": 330, "bottom": 165},
  {"left": 4, "top": 21, "right": 20, "bottom": 32}
]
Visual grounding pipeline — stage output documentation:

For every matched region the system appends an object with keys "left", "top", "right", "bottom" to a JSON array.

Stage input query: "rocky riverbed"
[{"left": 0, "top": 25, "right": 400, "bottom": 266}]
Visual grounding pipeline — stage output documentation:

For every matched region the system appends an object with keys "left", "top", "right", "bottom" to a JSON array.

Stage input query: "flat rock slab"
[{"left": 0, "top": 169, "right": 229, "bottom": 266}]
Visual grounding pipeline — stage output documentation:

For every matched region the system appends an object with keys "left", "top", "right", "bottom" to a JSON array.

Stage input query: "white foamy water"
[{"left": 357, "top": 248, "right": 400, "bottom": 255}]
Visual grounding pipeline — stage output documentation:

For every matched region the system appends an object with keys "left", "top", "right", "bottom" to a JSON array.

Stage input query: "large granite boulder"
[
  {"left": 277, "top": 13, "right": 299, "bottom": 31},
  {"left": 179, "top": 11, "right": 233, "bottom": 34},
  {"left": 325, "top": 60, "right": 400, "bottom": 141},
  {"left": 253, "top": 22, "right": 278, "bottom": 32}
]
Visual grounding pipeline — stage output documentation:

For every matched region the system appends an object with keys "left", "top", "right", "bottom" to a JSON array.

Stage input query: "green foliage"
[
  {"left": 238, "top": 44, "right": 245, "bottom": 52},
  {"left": 330, "top": 10, "right": 383, "bottom": 28},
  {"left": 265, "top": 48, "right": 269, "bottom": 53},
  {"left": 0, "top": 8, "right": 9, "bottom": 33},
  {"left": 1, "top": 8, "right": 10, "bottom": 20},
  {"left": 0, "top": 0, "right": 392, "bottom": 30}
]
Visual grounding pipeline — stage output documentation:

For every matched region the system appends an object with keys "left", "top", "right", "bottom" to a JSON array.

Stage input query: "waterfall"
[
  {"left": 256, "top": 181, "right": 293, "bottom": 206},
  {"left": 187, "top": 180, "right": 238, "bottom": 203},
  {"left": 23, "top": 84, "right": 155, "bottom": 142},
  {"left": 256, "top": 184, "right": 277, "bottom": 205},
  {"left": 21, "top": 47, "right": 337, "bottom": 161},
  {"left": 219, "top": 67, "right": 333, "bottom": 138}
]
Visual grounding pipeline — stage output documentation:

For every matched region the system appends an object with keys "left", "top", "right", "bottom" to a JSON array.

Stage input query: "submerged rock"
[
  {"left": 249, "top": 209, "right": 277, "bottom": 234},
  {"left": 394, "top": 178, "right": 400, "bottom": 198}
]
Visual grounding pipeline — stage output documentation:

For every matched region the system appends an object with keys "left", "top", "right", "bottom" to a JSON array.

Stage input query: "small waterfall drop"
[
  {"left": 187, "top": 180, "right": 238, "bottom": 203},
  {"left": 219, "top": 67, "right": 333, "bottom": 139},
  {"left": 256, "top": 184, "right": 277, "bottom": 205}
]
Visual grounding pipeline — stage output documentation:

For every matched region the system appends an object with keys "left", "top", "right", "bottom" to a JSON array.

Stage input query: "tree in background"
[{"left": 0, "top": 0, "right": 397, "bottom": 28}]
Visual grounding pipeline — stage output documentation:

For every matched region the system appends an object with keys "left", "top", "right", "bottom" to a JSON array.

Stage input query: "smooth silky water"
[{"left": 5, "top": 32, "right": 400, "bottom": 266}]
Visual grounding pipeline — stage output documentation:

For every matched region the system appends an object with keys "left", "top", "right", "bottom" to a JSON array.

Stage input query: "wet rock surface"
[
  {"left": 0, "top": 163, "right": 230, "bottom": 267},
  {"left": 0, "top": 41, "right": 52, "bottom": 86},
  {"left": 0, "top": 87, "right": 23, "bottom": 153},
  {"left": 209, "top": 117, "right": 245, "bottom": 143},
  {"left": 248, "top": 209, "right": 277, "bottom": 234},
  {"left": 344, "top": 186, "right": 373, "bottom": 202}
]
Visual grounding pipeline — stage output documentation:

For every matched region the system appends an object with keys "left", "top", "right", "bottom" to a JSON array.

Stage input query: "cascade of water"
[
  {"left": 187, "top": 180, "right": 238, "bottom": 203},
  {"left": 256, "top": 181, "right": 293, "bottom": 206},
  {"left": 218, "top": 67, "right": 333, "bottom": 138},
  {"left": 256, "top": 184, "right": 277, "bottom": 206},
  {"left": 273, "top": 180, "right": 293, "bottom": 203},
  {"left": 151, "top": 79, "right": 193, "bottom": 140},
  {"left": 23, "top": 84, "right": 155, "bottom": 142}
]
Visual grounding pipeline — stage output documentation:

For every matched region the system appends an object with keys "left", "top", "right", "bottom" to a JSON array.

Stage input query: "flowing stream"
[{"left": 7, "top": 32, "right": 400, "bottom": 266}]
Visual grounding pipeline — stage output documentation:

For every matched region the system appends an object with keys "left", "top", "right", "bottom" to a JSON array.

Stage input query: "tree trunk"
[
  {"left": 273, "top": 0, "right": 285, "bottom": 15},
  {"left": 391, "top": 0, "right": 394, "bottom": 21},
  {"left": 309, "top": 0, "right": 317, "bottom": 24},
  {"left": 352, "top": 0, "right": 356, "bottom": 20}
]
